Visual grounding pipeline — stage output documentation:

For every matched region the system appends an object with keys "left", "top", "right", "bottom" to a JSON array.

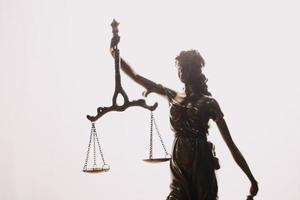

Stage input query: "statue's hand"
[
  {"left": 110, "top": 36, "right": 120, "bottom": 58},
  {"left": 110, "top": 36, "right": 120, "bottom": 48},
  {"left": 250, "top": 180, "right": 258, "bottom": 196},
  {"left": 247, "top": 180, "right": 258, "bottom": 199},
  {"left": 142, "top": 88, "right": 154, "bottom": 97},
  {"left": 246, "top": 195, "right": 254, "bottom": 200}
]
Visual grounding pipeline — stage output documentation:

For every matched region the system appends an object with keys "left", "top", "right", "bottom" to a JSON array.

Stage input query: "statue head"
[{"left": 175, "top": 50, "right": 211, "bottom": 96}]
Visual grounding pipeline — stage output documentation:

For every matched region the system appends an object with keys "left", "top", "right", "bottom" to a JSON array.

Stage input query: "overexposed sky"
[{"left": 1, "top": 0, "right": 300, "bottom": 199}]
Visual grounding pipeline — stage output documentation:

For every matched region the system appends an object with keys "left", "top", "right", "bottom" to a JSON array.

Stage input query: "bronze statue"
[{"left": 109, "top": 21, "right": 258, "bottom": 200}]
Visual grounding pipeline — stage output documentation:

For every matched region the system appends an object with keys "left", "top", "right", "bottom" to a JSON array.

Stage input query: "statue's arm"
[
  {"left": 216, "top": 118, "right": 258, "bottom": 198},
  {"left": 109, "top": 37, "right": 177, "bottom": 99},
  {"left": 110, "top": 50, "right": 176, "bottom": 99},
  {"left": 120, "top": 58, "right": 174, "bottom": 97}
]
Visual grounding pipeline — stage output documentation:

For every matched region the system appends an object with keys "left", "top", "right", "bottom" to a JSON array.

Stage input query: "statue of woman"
[{"left": 110, "top": 39, "right": 258, "bottom": 200}]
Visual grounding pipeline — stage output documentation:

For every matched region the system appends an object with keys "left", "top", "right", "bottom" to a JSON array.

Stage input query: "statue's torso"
[{"left": 169, "top": 94, "right": 212, "bottom": 137}]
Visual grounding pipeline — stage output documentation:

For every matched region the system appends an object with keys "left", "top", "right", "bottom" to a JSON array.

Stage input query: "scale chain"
[
  {"left": 94, "top": 127, "right": 107, "bottom": 165},
  {"left": 83, "top": 123, "right": 94, "bottom": 170},
  {"left": 93, "top": 127, "right": 97, "bottom": 167},
  {"left": 152, "top": 113, "right": 169, "bottom": 156},
  {"left": 149, "top": 112, "right": 154, "bottom": 159}
]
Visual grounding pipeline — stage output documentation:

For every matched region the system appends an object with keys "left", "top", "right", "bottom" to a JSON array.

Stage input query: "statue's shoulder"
[
  {"left": 204, "top": 96, "right": 219, "bottom": 105},
  {"left": 202, "top": 96, "right": 224, "bottom": 121}
]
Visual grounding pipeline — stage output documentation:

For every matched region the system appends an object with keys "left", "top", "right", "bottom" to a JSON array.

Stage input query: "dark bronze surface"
[
  {"left": 83, "top": 20, "right": 258, "bottom": 200},
  {"left": 113, "top": 46, "right": 259, "bottom": 199}
]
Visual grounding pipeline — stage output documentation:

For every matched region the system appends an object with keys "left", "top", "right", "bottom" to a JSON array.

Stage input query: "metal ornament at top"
[
  {"left": 87, "top": 19, "right": 158, "bottom": 122},
  {"left": 111, "top": 19, "right": 119, "bottom": 44}
]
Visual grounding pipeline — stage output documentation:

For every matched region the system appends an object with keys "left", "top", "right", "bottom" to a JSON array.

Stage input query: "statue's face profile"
[
  {"left": 176, "top": 61, "right": 189, "bottom": 83},
  {"left": 177, "top": 64, "right": 200, "bottom": 84},
  {"left": 178, "top": 67, "right": 189, "bottom": 83},
  {"left": 175, "top": 50, "right": 205, "bottom": 84}
]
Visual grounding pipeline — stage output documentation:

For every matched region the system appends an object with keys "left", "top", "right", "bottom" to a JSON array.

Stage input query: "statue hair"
[{"left": 175, "top": 50, "right": 211, "bottom": 96}]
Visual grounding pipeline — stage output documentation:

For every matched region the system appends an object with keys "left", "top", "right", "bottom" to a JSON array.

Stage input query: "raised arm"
[
  {"left": 216, "top": 118, "right": 258, "bottom": 199},
  {"left": 110, "top": 37, "right": 176, "bottom": 99},
  {"left": 120, "top": 58, "right": 166, "bottom": 96}
]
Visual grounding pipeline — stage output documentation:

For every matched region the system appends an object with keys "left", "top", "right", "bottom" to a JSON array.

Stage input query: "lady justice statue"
[{"left": 109, "top": 21, "right": 258, "bottom": 200}]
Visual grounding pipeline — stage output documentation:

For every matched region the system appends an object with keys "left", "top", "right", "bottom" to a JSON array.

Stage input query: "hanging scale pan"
[
  {"left": 143, "top": 111, "right": 172, "bottom": 163},
  {"left": 82, "top": 164, "right": 110, "bottom": 173}
]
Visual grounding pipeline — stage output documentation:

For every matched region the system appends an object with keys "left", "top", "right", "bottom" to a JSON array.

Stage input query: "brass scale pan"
[{"left": 83, "top": 156, "right": 171, "bottom": 173}]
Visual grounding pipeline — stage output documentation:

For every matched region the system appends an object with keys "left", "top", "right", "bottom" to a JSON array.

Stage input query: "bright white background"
[{"left": 0, "top": 0, "right": 299, "bottom": 199}]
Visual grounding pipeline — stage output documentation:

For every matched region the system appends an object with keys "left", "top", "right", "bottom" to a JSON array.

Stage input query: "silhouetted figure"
[{"left": 110, "top": 39, "right": 258, "bottom": 200}]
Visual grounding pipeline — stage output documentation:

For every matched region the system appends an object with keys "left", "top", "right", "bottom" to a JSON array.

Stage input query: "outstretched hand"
[
  {"left": 246, "top": 195, "right": 254, "bottom": 200},
  {"left": 110, "top": 36, "right": 120, "bottom": 48},
  {"left": 109, "top": 36, "right": 120, "bottom": 58},
  {"left": 142, "top": 89, "right": 154, "bottom": 97},
  {"left": 247, "top": 181, "right": 258, "bottom": 199}
]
